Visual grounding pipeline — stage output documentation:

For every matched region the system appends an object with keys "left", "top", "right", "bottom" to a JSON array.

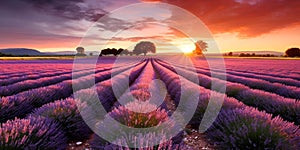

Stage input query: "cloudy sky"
[{"left": 0, "top": 0, "right": 299, "bottom": 53}]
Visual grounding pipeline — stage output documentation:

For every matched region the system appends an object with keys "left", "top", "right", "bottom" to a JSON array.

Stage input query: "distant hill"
[
  {"left": 0, "top": 48, "right": 45, "bottom": 56},
  {"left": 47, "top": 51, "right": 100, "bottom": 55},
  {"left": 45, "top": 51, "right": 76, "bottom": 55}
]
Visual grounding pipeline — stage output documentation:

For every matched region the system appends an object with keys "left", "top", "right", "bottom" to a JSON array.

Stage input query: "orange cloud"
[
  {"left": 156, "top": 0, "right": 300, "bottom": 37},
  {"left": 140, "top": 0, "right": 161, "bottom": 2}
]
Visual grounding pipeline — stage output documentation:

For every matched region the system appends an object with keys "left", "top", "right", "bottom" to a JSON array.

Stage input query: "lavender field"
[{"left": 0, "top": 56, "right": 299, "bottom": 149}]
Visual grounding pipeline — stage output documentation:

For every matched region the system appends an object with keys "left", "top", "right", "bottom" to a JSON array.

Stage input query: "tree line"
[
  {"left": 99, "top": 41, "right": 156, "bottom": 56},
  {"left": 224, "top": 48, "right": 300, "bottom": 57}
]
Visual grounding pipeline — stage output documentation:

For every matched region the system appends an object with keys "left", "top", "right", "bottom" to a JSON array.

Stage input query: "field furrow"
[
  {"left": 165, "top": 57, "right": 300, "bottom": 87},
  {"left": 0, "top": 66, "right": 114, "bottom": 96},
  {"left": 172, "top": 63, "right": 300, "bottom": 99},
  {"left": 20, "top": 60, "right": 147, "bottom": 143},
  {"left": 0, "top": 61, "right": 145, "bottom": 123},
  {"left": 0, "top": 67, "right": 95, "bottom": 86},
  {"left": 0, "top": 64, "right": 69, "bottom": 79},
  {"left": 152, "top": 58, "right": 300, "bottom": 149},
  {"left": 224, "top": 68, "right": 300, "bottom": 81},
  {"left": 156, "top": 59, "right": 300, "bottom": 125},
  {"left": 0, "top": 57, "right": 299, "bottom": 149},
  {"left": 200, "top": 66, "right": 300, "bottom": 87}
]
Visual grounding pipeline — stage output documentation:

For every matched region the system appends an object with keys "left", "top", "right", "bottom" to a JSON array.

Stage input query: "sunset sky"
[{"left": 0, "top": 0, "right": 299, "bottom": 53}]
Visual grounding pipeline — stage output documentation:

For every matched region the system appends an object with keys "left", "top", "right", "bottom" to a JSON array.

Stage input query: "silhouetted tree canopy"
[
  {"left": 75, "top": 47, "right": 86, "bottom": 56},
  {"left": 100, "top": 48, "right": 118, "bottom": 56},
  {"left": 100, "top": 48, "right": 128, "bottom": 56},
  {"left": 228, "top": 52, "right": 233, "bottom": 56},
  {"left": 285, "top": 48, "right": 300, "bottom": 57},
  {"left": 193, "top": 40, "right": 207, "bottom": 55},
  {"left": 76, "top": 47, "right": 84, "bottom": 52},
  {"left": 118, "top": 48, "right": 124, "bottom": 55},
  {"left": 133, "top": 41, "right": 156, "bottom": 56}
]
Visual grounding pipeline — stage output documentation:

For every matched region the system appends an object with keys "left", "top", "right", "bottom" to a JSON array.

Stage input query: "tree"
[
  {"left": 75, "top": 47, "right": 86, "bottom": 56},
  {"left": 239, "top": 53, "right": 245, "bottom": 57},
  {"left": 100, "top": 48, "right": 118, "bottom": 56},
  {"left": 117, "top": 48, "right": 124, "bottom": 55},
  {"left": 228, "top": 52, "right": 233, "bottom": 56},
  {"left": 133, "top": 41, "right": 156, "bottom": 56},
  {"left": 285, "top": 48, "right": 300, "bottom": 57},
  {"left": 193, "top": 40, "right": 207, "bottom": 55}
]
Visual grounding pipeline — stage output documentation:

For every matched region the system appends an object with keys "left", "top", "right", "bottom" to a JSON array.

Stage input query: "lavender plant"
[
  {"left": 31, "top": 98, "right": 92, "bottom": 141},
  {"left": 0, "top": 116, "right": 67, "bottom": 149},
  {"left": 92, "top": 101, "right": 179, "bottom": 148},
  {"left": 206, "top": 108, "right": 300, "bottom": 149}
]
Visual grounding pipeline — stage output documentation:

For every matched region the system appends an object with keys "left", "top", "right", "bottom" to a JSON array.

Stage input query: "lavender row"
[
  {"left": 0, "top": 68, "right": 65, "bottom": 80},
  {"left": 0, "top": 66, "right": 96, "bottom": 86},
  {"left": 157, "top": 60, "right": 300, "bottom": 125},
  {"left": 0, "top": 65, "right": 56, "bottom": 76},
  {"left": 164, "top": 56, "right": 300, "bottom": 87},
  {"left": 224, "top": 67, "right": 300, "bottom": 81},
  {"left": 152, "top": 59, "right": 245, "bottom": 119},
  {"left": 205, "top": 57, "right": 300, "bottom": 81},
  {"left": 0, "top": 68, "right": 106, "bottom": 97},
  {"left": 112, "top": 60, "right": 176, "bottom": 115},
  {"left": 0, "top": 64, "right": 69, "bottom": 79},
  {"left": 0, "top": 62, "right": 141, "bottom": 123},
  {"left": 115, "top": 60, "right": 157, "bottom": 105},
  {"left": 152, "top": 59, "right": 300, "bottom": 149},
  {"left": 0, "top": 63, "right": 146, "bottom": 149},
  {"left": 0, "top": 64, "right": 117, "bottom": 97},
  {"left": 225, "top": 68, "right": 300, "bottom": 85},
  {"left": 0, "top": 62, "right": 109, "bottom": 80},
  {"left": 173, "top": 63, "right": 300, "bottom": 99},
  {"left": 196, "top": 64, "right": 300, "bottom": 88},
  {"left": 55, "top": 61, "right": 148, "bottom": 142},
  {"left": 90, "top": 60, "right": 185, "bottom": 149},
  {"left": 75, "top": 60, "right": 147, "bottom": 113},
  {"left": 9, "top": 61, "right": 146, "bottom": 147}
]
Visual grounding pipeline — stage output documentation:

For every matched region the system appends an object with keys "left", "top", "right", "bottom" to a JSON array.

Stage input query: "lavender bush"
[
  {"left": 0, "top": 116, "right": 67, "bottom": 149},
  {"left": 236, "top": 89, "right": 300, "bottom": 124},
  {"left": 0, "top": 64, "right": 137, "bottom": 123},
  {"left": 175, "top": 63, "right": 300, "bottom": 99},
  {"left": 153, "top": 59, "right": 300, "bottom": 149},
  {"left": 109, "top": 101, "right": 169, "bottom": 128},
  {"left": 157, "top": 60, "right": 300, "bottom": 125},
  {"left": 189, "top": 92, "right": 245, "bottom": 128},
  {"left": 92, "top": 101, "right": 179, "bottom": 148},
  {"left": 206, "top": 108, "right": 300, "bottom": 149},
  {"left": 0, "top": 67, "right": 101, "bottom": 97},
  {"left": 31, "top": 98, "right": 92, "bottom": 141}
]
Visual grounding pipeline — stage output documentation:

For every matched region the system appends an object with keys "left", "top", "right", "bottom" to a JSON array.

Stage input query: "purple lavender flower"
[
  {"left": 31, "top": 98, "right": 92, "bottom": 141},
  {"left": 0, "top": 116, "right": 67, "bottom": 149},
  {"left": 92, "top": 101, "right": 180, "bottom": 148},
  {"left": 206, "top": 107, "right": 300, "bottom": 149}
]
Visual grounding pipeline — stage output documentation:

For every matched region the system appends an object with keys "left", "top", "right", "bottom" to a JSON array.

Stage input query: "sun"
[{"left": 180, "top": 44, "right": 195, "bottom": 54}]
